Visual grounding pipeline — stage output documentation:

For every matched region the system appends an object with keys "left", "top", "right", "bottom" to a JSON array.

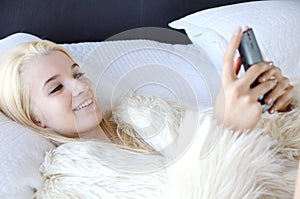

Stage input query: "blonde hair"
[{"left": 0, "top": 40, "right": 154, "bottom": 152}]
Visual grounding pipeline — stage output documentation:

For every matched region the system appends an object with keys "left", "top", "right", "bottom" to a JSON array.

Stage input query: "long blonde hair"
[{"left": 0, "top": 40, "right": 154, "bottom": 152}]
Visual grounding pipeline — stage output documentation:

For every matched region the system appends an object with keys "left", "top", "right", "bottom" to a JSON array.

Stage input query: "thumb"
[{"left": 222, "top": 27, "right": 243, "bottom": 85}]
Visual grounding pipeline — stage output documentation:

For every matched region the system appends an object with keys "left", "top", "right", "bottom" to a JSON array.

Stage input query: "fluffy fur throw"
[{"left": 34, "top": 95, "right": 300, "bottom": 199}]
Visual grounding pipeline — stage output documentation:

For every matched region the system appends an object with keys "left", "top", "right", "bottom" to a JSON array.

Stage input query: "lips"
[{"left": 73, "top": 99, "right": 93, "bottom": 111}]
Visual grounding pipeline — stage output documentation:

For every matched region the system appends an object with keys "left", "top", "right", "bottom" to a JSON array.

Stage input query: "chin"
[{"left": 88, "top": 109, "right": 102, "bottom": 125}]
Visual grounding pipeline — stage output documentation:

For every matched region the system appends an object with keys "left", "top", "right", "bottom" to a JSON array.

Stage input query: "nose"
[{"left": 72, "top": 79, "right": 88, "bottom": 97}]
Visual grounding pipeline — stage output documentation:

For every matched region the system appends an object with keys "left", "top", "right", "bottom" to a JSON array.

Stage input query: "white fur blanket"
[{"left": 34, "top": 95, "right": 300, "bottom": 199}]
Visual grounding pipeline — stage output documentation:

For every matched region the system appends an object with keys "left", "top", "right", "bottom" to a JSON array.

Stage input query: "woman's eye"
[
  {"left": 50, "top": 85, "right": 63, "bottom": 94},
  {"left": 74, "top": 72, "right": 85, "bottom": 79}
]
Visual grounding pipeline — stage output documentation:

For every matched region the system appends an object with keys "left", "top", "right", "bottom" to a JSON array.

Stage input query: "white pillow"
[
  {"left": 0, "top": 33, "right": 41, "bottom": 55},
  {"left": 66, "top": 39, "right": 220, "bottom": 115},
  {"left": 0, "top": 32, "right": 220, "bottom": 198},
  {"left": 0, "top": 33, "right": 56, "bottom": 199},
  {"left": 169, "top": 0, "right": 300, "bottom": 78},
  {"left": 0, "top": 113, "right": 55, "bottom": 198}
]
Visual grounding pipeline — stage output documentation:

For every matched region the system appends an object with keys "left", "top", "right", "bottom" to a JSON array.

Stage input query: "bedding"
[
  {"left": 0, "top": 32, "right": 219, "bottom": 198},
  {"left": 34, "top": 94, "right": 300, "bottom": 198},
  {"left": 169, "top": 0, "right": 300, "bottom": 78},
  {"left": 72, "top": 39, "right": 220, "bottom": 115}
]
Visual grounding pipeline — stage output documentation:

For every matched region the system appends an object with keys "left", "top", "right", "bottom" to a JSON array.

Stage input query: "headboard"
[{"left": 1, "top": 0, "right": 260, "bottom": 43}]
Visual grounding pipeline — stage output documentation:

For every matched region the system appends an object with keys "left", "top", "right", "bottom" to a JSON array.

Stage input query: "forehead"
[
  {"left": 25, "top": 51, "right": 73, "bottom": 73},
  {"left": 23, "top": 51, "right": 75, "bottom": 91}
]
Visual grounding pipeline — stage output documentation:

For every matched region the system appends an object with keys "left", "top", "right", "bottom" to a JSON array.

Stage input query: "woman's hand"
[
  {"left": 257, "top": 63, "right": 295, "bottom": 113},
  {"left": 214, "top": 27, "right": 295, "bottom": 131}
]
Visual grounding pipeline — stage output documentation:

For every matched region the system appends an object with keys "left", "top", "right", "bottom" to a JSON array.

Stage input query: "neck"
[{"left": 79, "top": 123, "right": 111, "bottom": 142}]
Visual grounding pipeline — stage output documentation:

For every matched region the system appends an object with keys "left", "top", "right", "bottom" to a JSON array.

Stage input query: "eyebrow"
[{"left": 43, "top": 63, "right": 79, "bottom": 90}]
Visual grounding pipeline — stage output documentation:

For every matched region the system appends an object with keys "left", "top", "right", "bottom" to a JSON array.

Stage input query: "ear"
[
  {"left": 35, "top": 120, "right": 46, "bottom": 128},
  {"left": 30, "top": 104, "right": 47, "bottom": 128},
  {"left": 31, "top": 109, "right": 47, "bottom": 128}
]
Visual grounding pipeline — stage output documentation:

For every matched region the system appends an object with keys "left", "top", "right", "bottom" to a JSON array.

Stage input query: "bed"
[{"left": 0, "top": 0, "right": 300, "bottom": 198}]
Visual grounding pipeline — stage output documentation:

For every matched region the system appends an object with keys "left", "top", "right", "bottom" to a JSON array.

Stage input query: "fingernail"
[
  {"left": 234, "top": 26, "right": 242, "bottom": 36},
  {"left": 274, "top": 79, "right": 278, "bottom": 85},
  {"left": 244, "top": 25, "right": 250, "bottom": 31},
  {"left": 270, "top": 106, "right": 277, "bottom": 114},
  {"left": 267, "top": 98, "right": 273, "bottom": 105}
]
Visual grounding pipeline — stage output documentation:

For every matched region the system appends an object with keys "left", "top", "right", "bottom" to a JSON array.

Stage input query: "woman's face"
[{"left": 25, "top": 51, "right": 102, "bottom": 138}]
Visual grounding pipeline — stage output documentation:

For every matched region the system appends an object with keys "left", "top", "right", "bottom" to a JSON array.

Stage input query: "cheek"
[
  {"left": 33, "top": 93, "right": 73, "bottom": 123},
  {"left": 85, "top": 78, "right": 96, "bottom": 92},
  {"left": 37, "top": 95, "right": 78, "bottom": 136},
  {"left": 49, "top": 94, "right": 73, "bottom": 115},
  {"left": 86, "top": 80, "right": 102, "bottom": 111}
]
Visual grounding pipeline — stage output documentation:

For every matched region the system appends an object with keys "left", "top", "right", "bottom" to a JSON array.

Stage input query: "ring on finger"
[{"left": 269, "top": 75, "right": 276, "bottom": 80}]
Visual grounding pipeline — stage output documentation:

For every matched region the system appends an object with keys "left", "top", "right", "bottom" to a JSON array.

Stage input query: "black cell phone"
[{"left": 238, "top": 28, "right": 272, "bottom": 112}]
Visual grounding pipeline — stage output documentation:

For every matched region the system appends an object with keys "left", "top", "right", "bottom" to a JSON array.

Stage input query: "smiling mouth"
[{"left": 73, "top": 99, "right": 93, "bottom": 111}]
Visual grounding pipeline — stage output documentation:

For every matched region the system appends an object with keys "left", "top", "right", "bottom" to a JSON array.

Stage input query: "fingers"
[
  {"left": 251, "top": 78, "right": 278, "bottom": 100},
  {"left": 269, "top": 85, "right": 294, "bottom": 113},
  {"left": 221, "top": 26, "right": 295, "bottom": 116},
  {"left": 240, "top": 62, "right": 275, "bottom": 88},
  {"left": 258, "top": 63, "right": 282, "bottom": 83},
  {"left": 255, "top": 63, "right": 294, "bottom": 113},
  {"left": 263, "top": 76, "right": 290, "bottom": 105},
  {"left": 222, "top": 27, "right": 243, "bottom": 85},
  {"left": 248, "top": 63, "right": 294, "bottom": 113}
]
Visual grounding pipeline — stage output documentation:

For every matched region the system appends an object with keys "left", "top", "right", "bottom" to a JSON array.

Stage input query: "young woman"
[
  {"left": 0, "top": 38, "right": 155, "bottom": 152},
  {"left": 0, "top": 27, "right": 297, "bottom": 198}
]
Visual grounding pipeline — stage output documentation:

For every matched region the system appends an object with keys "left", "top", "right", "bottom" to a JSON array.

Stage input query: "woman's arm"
[{"left": 214, "top": 27, "right": 295, "bottom": 131}]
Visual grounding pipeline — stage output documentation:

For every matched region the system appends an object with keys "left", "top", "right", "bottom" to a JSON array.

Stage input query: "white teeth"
[{"left": 74, "top": 99, "right": 93, "bottom": 111}]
